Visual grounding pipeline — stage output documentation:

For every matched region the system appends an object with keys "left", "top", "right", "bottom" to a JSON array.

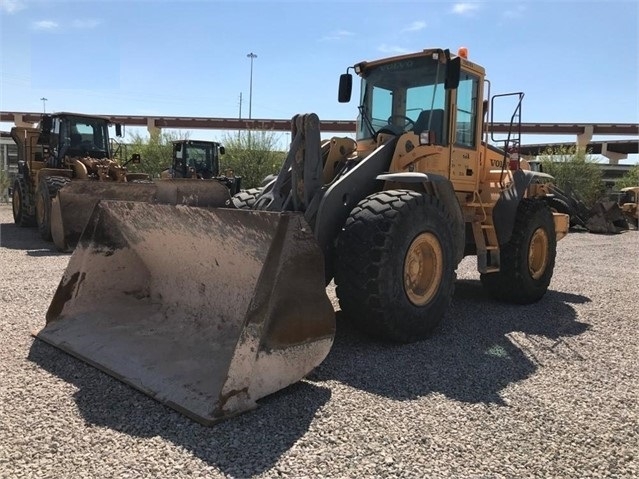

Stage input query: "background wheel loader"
[
  {"left": 11, "top": 113, "right": 233, "bottom": 252},
  {"left": 617, "top": 186, "right": 638, "bottom": 229},
  {"left": 11, "top": 112, "right": 152, "bottom": 249},
  {"left": 160, "top": 139, "right": 242, "bottom": 195},
  {"left": 524, "top": 160, "right": 628, "bottom": 234},
  {"left": 36, "top": 47, "right": 569, "bottom": 425}
]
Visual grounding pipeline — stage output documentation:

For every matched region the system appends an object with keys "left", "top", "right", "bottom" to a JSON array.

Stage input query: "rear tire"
[
  {"left": 232, "top": 187, "right": 263, "bottom": 209},
  {"left": 480, "top": 199, "right": 556, "bottom": 304},
  {"left": 36, "top": 176, "right": 70, "bottom": 242},
  {"left": 334, "top": 190, "right": 456, "bottom": 343},
  {"left": 12, "top": 179, "right": 35, "bottom": 227}
]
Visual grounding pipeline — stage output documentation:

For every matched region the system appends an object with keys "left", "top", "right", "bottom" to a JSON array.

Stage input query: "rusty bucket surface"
[
  {"left": 51, "top": 179, "right": 232, "bottom": 252},
  {"left": 37, "top": 201, "right": 335, "bottom": 425}
]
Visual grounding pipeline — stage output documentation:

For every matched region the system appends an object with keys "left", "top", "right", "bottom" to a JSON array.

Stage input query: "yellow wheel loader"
[
  {"left": 11, "top": 113, "right": 149, "bottom": 246},
  {"left": 618, "top": 186, "right": 639, "bottom": 229},
  {"left": 11, "top": 113, "right": 232, "bottom": 252},
  {"left": 160, "top": 139, "right": 243, "bottom": 195},
  {"left": 36, "top": 48, "right": 569, "bottom": 425}
]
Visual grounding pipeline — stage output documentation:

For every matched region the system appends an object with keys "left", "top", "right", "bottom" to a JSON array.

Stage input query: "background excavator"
[{"left": 36, "top": 47, "right": 569, "bottom": 425}]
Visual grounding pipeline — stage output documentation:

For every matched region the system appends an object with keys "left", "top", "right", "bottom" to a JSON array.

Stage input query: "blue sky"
[{"left": 1, "top": 0, "right": 637, "bottom": 161}]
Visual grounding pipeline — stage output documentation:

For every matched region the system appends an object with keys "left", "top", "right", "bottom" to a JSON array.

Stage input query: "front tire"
[
  {"left": 481, "top": 199, "right": 556, "bottom": 304},
  {"left": 12, "top": 179, "right": 35, "bottom": 227},
  {"left": 334, "top": 190, "right": 456, "bottom": 343},
  {"left": 36, "top": 176, "right": 70, "bottom": 241},
  {"left": 232, "top": 187, "right": 263, "bottom": 209}
]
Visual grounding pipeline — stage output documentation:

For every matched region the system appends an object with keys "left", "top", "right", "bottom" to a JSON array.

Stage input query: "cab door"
[{"left": 450, "top": 71, "right": 482, "bottom": 192}]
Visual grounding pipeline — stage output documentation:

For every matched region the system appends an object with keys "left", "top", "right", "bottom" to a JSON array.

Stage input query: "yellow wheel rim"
[
  {"left": 12, "top": 187, "right": 20, "bottom": 218},
  {"left": 403, "top": 232, "right": 443, "bottom": 306},
  {"left": 528, "top": 228, "right": 549, "bottom": 280}
]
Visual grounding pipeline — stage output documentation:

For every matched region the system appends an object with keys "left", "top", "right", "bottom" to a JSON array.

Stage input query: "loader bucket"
[
  {"left": 51, "top": 179, "right": 232, "bottom": 252},
  {"left": 36, "top": 201, "right": 335, "bottom": 425},
  {"left": 585, "top": 200, "right": 626, "bottom": 234}
]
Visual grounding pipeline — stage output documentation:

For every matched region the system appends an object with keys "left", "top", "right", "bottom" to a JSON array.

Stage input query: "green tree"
[
  {"left": 538, "top": 145, "right": 605, "bottom": 207},
  {"left": 221, "top": 131, "right": 286, "bottom": 189},
  {"left": 124, "top": 130, "right": 189, "bottom": 178},
  {"left": 616, "top": 164, "right": 639, "bottom": 189}
]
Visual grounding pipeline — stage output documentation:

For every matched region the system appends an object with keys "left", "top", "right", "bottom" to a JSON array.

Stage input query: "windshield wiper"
[{"left": 358, "top": 104, "right": 377, "bottom": 138}]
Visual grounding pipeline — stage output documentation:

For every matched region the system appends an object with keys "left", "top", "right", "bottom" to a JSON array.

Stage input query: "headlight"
[{"left": 419, "top": 130, "right": 436, "bottom": 145}]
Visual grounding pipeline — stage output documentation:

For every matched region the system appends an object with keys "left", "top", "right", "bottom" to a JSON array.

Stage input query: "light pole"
[
  {"left": 40, "top": 97, "right": 48, "bottom": 113},
  {"left": 246, "top": 52, "right": 257, "bottom": 120},
  {"left": 246, "top": 52, "right": 257, "bottom": 149}
]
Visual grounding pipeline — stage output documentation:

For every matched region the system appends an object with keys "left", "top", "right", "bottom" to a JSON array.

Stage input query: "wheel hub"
[
  {"left": 528, "top": 228, "right": 549, "bottom": 280},
  {"left": 403, "top": 232, "right": 443, "bottom": 306}
]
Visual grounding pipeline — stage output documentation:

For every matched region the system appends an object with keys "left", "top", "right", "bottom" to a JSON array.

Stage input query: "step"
[{"left": 481, "top": 266, "right": 500, "bottom": 274}]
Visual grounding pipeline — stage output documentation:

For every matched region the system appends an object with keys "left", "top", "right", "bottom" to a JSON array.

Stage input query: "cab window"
[{"left": 455, "top": 72, "right": 479, "bottom": 148}]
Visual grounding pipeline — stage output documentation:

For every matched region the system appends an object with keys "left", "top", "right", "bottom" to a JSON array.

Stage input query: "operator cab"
[
  {"left": 339, "top": 49, "right": 466, "bottom": 147},
  {"left": 338, "top": 48, "right": 489, "bottom": 192},
  {"left": 172, "top": 140, "right": 225, "bottom": 179},
  {"left": 38, "top": 113, "right": 113, "bottom": 166}
]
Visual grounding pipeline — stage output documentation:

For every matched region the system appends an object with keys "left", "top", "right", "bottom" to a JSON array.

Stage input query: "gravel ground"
[{"left": 0, "top": 203, "right": 637, "bottom": 478}]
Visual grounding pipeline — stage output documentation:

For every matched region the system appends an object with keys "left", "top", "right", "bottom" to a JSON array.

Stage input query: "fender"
[
  {"left": 376, "top": 172, "right": 465, "bottom": 265},
  {"left": 492, "top": 169, "right": 547, "bottom": 244},
  {"left": 313, "top": 137, "right": 398, "bottom": 281}
]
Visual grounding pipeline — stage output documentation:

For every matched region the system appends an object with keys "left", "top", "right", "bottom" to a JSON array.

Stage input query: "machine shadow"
[
  {"left": 27, "top": 340, "right": 330, "bottom": 477},
  {"left": 312, "top": 279, "right": 591, "bottom": 404},
  {"left": 0, "top": 222, "right": 67, "bottom": 256}
]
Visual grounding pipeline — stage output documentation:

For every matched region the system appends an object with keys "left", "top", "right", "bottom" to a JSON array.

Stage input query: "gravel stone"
[{"left": 0, "top": 204, "right": 637, "bottom": 478}]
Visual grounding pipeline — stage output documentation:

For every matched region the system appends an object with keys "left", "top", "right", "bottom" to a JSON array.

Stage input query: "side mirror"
[
  {"left": 338, "top": 73, "right": 353, "bottom": 103},
  {"left": 115, "top": 123, "right": 123, "bottom": 137},
  {"left": 219, "top": 146, "right": 225, "bottom": 155},
  {"left": 445, "top": 57, "right": 461, "bottom": 90}
]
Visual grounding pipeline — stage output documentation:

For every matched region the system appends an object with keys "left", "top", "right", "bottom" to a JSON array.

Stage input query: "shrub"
[{"left": 538, "top": 145, "right": 605, "bottom": 207}]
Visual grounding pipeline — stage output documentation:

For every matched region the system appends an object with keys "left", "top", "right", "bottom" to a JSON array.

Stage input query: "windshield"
[
  {"left": 186, "top": 143, "right": 218, "bottom": 178},
  {"left": 357, "top": 55, "right": 448, "bottom": 142},
  {"left": 64, "top": 116, "right": 110, "bottom": 158}
]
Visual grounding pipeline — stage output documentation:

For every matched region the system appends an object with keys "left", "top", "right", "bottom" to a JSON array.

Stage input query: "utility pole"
[
  {"left": 40, "top": 97, "right": 48, "bottom": 113},
  {"left": 246, "top": 52, "right": 257, "bottom": 120},
  {"left": 247, "top": 52, "right": 257, "bottom": 149},
  {"left": 238, "top": 92, "right": 243, "bottom": 140}
]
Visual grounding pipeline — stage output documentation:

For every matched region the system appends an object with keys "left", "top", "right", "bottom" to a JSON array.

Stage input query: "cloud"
[
  {"left": 32, "top": 20, "right": 58, "bottom": 31},
  {"left": 72, "top": 18, "right": 101, "bottom": 29},
  {"left": 320, "top": 30, "right": 355, "bottom": 41},
  {"left": 0, "top": 0, "right": 26, "bottom": 14},
  {"left": 378, "top": 44, "right": 409, "bottom": 55},
  {"left": 30, "top": 18, "right": 101, "bottom": 32},
  {"left": 402, "top": 20, "right": 426, "bottom": 33},
  {"left": 503, "top": 5, "right": 526, "bottom": 18},
  {"left": 451, "top": 3, "right": 480, "bottom": 15}
]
